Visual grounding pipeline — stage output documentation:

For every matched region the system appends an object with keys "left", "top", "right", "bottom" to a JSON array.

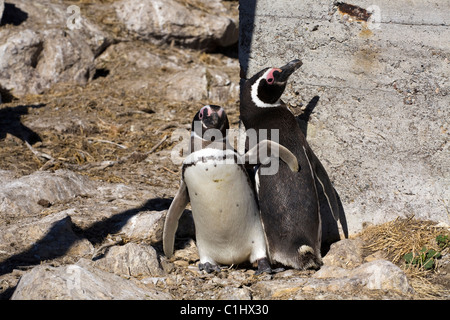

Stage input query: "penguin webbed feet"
[
  {"left": 198, "top": 262, "right": 221, "bottom": 273},
  {"left": 254, "top": 257, "right": 285, "bottom": 275}
]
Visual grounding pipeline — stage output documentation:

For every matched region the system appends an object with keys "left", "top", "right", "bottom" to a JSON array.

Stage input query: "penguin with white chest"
[
  {"left": 240, "top": 60, "right": 340, "bottom": 270},
  {"left": 163, "top": 105, "right": 299, "bottom": 273}
]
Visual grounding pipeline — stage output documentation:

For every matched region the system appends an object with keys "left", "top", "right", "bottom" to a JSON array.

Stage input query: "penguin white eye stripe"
[{"left": 251, "top": 69, "right": 281, "bottom": 108}]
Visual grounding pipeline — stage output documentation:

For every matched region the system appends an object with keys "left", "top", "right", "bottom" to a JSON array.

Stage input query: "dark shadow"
[
  {"left": 0, "top": 3, "right": 28, "bottom": 26},
  {"left": 0, "top": 197, "right": 175, "bottom": 279},
  {"left": 81, "top": 198, "right": 174, "bottom": 246},
  {"left": 214, "top": 42, "right": 239, "bottom": 60},
  {"left": 0, "top": 86, "right": 17, "bottom": 103},
  {"left": 0, "top": 104, "right": 45, "bottom": 144},
  {"left": 296, "top": 95, "right": 320, "bottom": 138},
  {"left": 238, "top": 0, "right": 257, "bottom": 80},
  {"left": 93, "top": 68, "right": 110, "bottom": 80}
]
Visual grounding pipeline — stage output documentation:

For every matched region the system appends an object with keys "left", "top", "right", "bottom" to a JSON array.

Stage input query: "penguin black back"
[{"left": 239, "top": 59, "right": 323, "bottom": 269}]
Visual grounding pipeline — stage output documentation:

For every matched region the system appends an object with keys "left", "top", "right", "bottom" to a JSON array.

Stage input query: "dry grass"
[{"left": 360, "top": 216, "right": 450, "bottom": 298}]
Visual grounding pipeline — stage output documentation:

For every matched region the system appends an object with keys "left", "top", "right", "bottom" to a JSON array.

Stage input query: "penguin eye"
[
  {"left": 266, "top": 77, "right": 274, "bottom": 85},
  {"left": 199, "top": 112, "right": 203, "bottom": 119}
]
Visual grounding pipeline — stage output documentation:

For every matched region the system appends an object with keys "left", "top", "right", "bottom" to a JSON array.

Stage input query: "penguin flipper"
[
  {"left": 307, "top": 148, "right": 340, "bottom": 221},
  {"left": 243, "top": 139, "right": 299, "bottom": 172},
  {"left": 163, "top": 180, "right": 190, "bottom": 258}
]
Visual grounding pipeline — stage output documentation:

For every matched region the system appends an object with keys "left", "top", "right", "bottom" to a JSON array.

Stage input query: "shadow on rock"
[
  {"left": 0, "top": 197, "right": 173, "bottom": 279},
  {"left": 0, "top": 104, "right": 45, "bottom": 144},
  {"left": 0, "top": 3, "right": 28, "bottom": 26}
]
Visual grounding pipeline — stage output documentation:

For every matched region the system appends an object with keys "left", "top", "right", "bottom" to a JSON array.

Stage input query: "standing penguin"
[
  {"left": 240, "top": 60, "right": 339, "bottom": 270},
  {"left": 163, "top": 105, "right": 299, "bottom": 273}
]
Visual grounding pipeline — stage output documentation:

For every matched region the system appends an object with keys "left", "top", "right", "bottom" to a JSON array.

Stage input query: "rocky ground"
[{"left": 1, "top": 0, "right": 449, "bottom": 300}]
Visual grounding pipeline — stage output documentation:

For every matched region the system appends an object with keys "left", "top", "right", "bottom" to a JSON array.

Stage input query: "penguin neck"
[
  {"left": 240, "top": 80, "right": 284, "bottom": 128},
  {"left": 189, "top": 134, "right": 228, "bottom": 154},
  {"left": 250, "top": 78, "right": 281, "bottom": 108}
]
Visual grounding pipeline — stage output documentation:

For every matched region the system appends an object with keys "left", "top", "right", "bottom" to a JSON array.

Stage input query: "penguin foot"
[
  {"left": 297, "top": 245, "right": 323, "bottom": 270},
  {"left": 198, "top": 262, "right": 221, "bottom": 273},
  {"left": 255, "top": 258, "right": 272, "bottom": 275}
]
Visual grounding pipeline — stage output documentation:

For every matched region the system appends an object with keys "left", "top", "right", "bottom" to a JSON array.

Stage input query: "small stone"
[
  {"left": 37, "top": 199, "right": 52, "bottom": 208},
  {"left": 322, "top": 239, "right": 364, "bottom": 268},
  {"left": 92, "top": 242, "right": 164, "bottom": 277}
]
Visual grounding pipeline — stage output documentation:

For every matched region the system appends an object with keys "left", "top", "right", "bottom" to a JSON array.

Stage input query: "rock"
[
  {"left": 252, "top": 279, "right": 308, "bottom": 299},
  {"left": 93, "top": 242, "right": 164, "bottom": 277},
  {"left": 240, "top": 0, "right": 450, "bottom": 235},
  {"left": 97, "top": 42, "right": 182, "bottom": 73},
  {"left": 35, "top": 29, "right": 95, "bottom": 87},
  {"left": 3, "top": 0, "right": 112, "bottom": 56},
  {"left": 118, "top": 209, "right": 195, "bottom": 244},
  {"left": 350, "top": 260, "right": 414, "bottom": 294},
  {"left": 114, "top": 0, "right": 238, "bottom": 50},
  {"left": 0, "top": 0, "right": 111, "bottom": 97},
  {"left": 322, "top": 238, "right": 364, "bottom": 268},
  {"left": 164, "top": 67, "right": 239, "bottom": 103},
  {"left": 0, "top": 28, "right": 95, "bottom": 96},
  {"left": 118, "top": 210, "right": 165, "bottom": 243},
  {"left": 172, "top": 239, "right": 199, "bottom": 263},
  {"left": 10, "top": 259, "right": 172, "bottom": 300},
  {"left": 0, "top": 29, "right": 46, "bottom": 96},
  {"left": 314, "top": 259, "right": 414, "bottom": 294},
  {"left": 0, "top": 0, "right": 4, "bottom": 23},
  {"left": 312, "top": 265, "right": 350, "bottom": 279},
  {"left": 0, "top": 170, "right": 95, "bottom": 219},
  {"left": 217, "top": 287, "right": 252, "bottom": 300},
  {"left": 207, "top": 68, "right": 239, "bottom": 103},
  {"left": 254, "top": 259, "right": 413, "bottom": 299},
  {"left": 0, "top": 209, "right": 93, "bottom": 263},
  {"left": 164, "top": 67, "right": 208, "bottom": 102}
]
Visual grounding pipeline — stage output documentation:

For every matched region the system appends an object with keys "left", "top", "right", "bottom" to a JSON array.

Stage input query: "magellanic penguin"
[
  {"left": 163, "top": 105, "right": 299, "bottom": 274},
  {"left": 239, "top": 60, "right": 340, "bottom": 270}
]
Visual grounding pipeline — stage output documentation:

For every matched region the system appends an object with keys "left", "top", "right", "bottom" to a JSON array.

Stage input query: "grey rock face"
[
  {"left": 240, "top": 0, "right": 450, "bottom": 235},
  {"left": 0, "top": 0, "right": 4, "bottom": 24}
]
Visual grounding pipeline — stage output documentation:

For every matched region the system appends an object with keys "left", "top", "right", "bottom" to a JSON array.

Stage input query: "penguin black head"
[
  {"left": 191, "top": 105, "right": 229, "bottom": 142},
  {"left": 246, "top": 59, "right": 303, "bottom": 108}
]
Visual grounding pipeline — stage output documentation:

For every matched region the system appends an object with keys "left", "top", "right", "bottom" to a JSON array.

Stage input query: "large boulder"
[
  {"left": 10, "top": 259, "right": 172, "bottom": 300},
  {"left": 114, "top": 0, "right": 238, "bottom": 50},
  {"left": 0, "top": 0, "right": 111, "bottom": 97},
  {"left": 0, "top": 27, "right": 94, "bottom": 96},
  {"left": 313, "top": 259, "right": 414, "bottom": 294},
  {"left": 0, "top": 170, "right": 95, "bottom": 220},
  {"left": 92, "top": 242, "right": 164, "bottom": 277}
]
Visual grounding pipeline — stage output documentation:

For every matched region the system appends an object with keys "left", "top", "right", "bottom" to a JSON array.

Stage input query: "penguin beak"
[{"left": 276, "top": 59, "right": 303, "bottom": 82}]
